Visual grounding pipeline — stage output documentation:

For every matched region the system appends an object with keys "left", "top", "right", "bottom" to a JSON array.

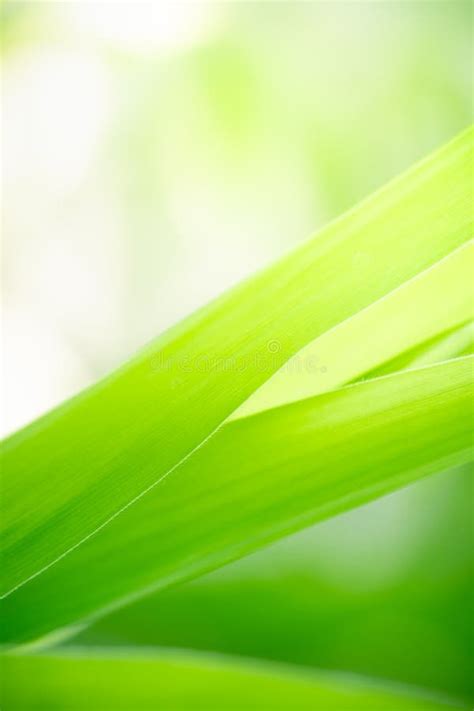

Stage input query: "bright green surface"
[
  {"left": 2, "top": 356, "right": 472, "bottom": 644},
  {"left": 363, "top": 320, "right": 474, "bottom": 380},
  {"left": 1, "top": 127, "right": 473, "bottom": 599},
  {"left": 1, "top": 649, "right": 468, "bottom": 710},
  {"left": 233, "top": 240, "right": 474, "bottom": 418},
  {"left": 75, "top": 465, "right": 472, "bottom": 701},
  {"left": 2, "top": 5, "right": 473, "bottom": 710}
]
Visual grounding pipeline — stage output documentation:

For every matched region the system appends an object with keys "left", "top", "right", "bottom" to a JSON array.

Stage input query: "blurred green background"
[{"left": 2, "top": 0, "right": 473, "bottom": 704}]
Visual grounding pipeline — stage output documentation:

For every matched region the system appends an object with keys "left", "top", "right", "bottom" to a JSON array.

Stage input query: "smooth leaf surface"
[
  {"left": 2, "top": 357, "right": 472, "bottom": 645},
  {"left": 233, "top": 240, "right": 474, "bottom": 419},
  {"left": 1, "top": 127, "right": 472, "bottom": 597},
  {"left": 1, "top": 648, "right": 468, "bottom": 710},
  {"left": 362, "top": 320, "right": 474, "bottom": 381}
]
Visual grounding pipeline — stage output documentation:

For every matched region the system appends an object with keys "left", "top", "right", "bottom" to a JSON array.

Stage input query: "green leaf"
[
  {"left": 1, "top": 648, "right": 469, "bottom": 710},
  {"left": 1, "top": 126, "right": 473, "bottom": 598},
  {"left": 2, "top": 356, "right": 472, "bottom": 645},
  {"left": 360, "top": 320, "right": 474, "bottom": 381},
  {"left": 232, "top": 240, "right": 474, "bottom": 419}
]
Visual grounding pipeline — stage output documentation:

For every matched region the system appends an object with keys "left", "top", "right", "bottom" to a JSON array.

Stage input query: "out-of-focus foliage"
[
  {"left": 76, "top": 464, "right": 473, "bottom": 703},
  {"left": 2, "top": 646, "right": 467, "bottom": 711}
]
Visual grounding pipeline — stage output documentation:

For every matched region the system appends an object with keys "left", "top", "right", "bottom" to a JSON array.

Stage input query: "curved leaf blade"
[
  {"left": 1, "top": 648, "right": 468, "bottom": 710},
  {"left": 2, "top": 357, "right": 472, "bottom": 645},
  {"left": 1, "top": 126, "right": 473, "bottom": 598}
]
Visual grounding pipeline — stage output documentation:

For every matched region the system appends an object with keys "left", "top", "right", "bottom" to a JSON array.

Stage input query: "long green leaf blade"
[
  {"left": 1, "top": 126, "right": 473, "bottom": 597},
  {"left": 2, "top": 357, "right": 472, "bottom": 644},
  {"left": 1, "top": 649, "right": 468, "bottom": 710}
]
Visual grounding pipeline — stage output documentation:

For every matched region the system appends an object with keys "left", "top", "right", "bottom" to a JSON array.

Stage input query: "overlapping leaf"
[
  {"left": 2, "top": 356, "right": 472, "bottom": 644},
  {"left": 1, "top": 127, "right": 472, "bottom": 600},
  {"left": 233, "top": 240, "right": 473, "bottom": 418}
]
